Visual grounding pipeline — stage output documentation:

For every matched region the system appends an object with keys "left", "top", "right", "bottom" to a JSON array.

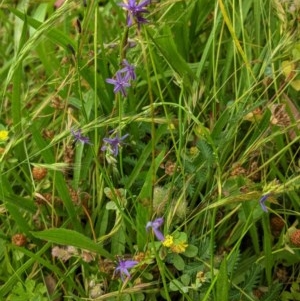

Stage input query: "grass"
[{"left": 0, "top": 0, "right": 300, "bottom": 300}]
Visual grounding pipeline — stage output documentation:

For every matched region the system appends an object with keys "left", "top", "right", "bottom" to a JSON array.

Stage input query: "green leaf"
[
  {"left": 106, "top": 201, "right": 118, "bottom": 211},
  {"left": 110, "top": 221, "right": 126, "bottom": 256},
  {"left": 291, "top": 79, "right": 300, "bottom": 91},
  {"left": 183, "top": 245, "right": 198, "bottom": 258},
  {"left": 169, "top": 279, "right": 188, "bottom": 293},
  {"left": 4, "top": 203, "right": 32, "bottom": 237},
  {"left": 241, "top": 202, "right": 260, "bottom": 255},
  {"left": 261, "top": 283, "right": 282, "bottom": 301},
  {"left": 246, "top": 109, "right": 271, "bottom": 148},
  {"left": 30, "top": 123, "right": 82, "bottom": 232},
  {"left": 262, "top": 215, "right": 273, "bottom": 286},
  {"left": 291, "top": 282, "right": 300, "bottom": 300},
  {"left": 216, "top": 257, "right": 229, "bottom": 301},
  {"left": 211, "top": 108, "right": 230, "bottom": 140},
  {"left": 292, "top": 44, "right": 300, "bottom": 61},
  {"left": 126, "top": 125, "right": 166, "bottom": 189},
  {"left": 243, "top": 264, "right": 261, "bottom": 293},
  {"left": 0, "top": 243, "right": 51, "bottom": 297},
  {"left": 169, "top": 253, "right": 185, "bottom": 271},
  {"left": 181, "top": 274, "right": 191, "bottom": 286},
  {"left": 138, "top": 148, "right": 166, "bottom": 201},
  {"left": 31, "top": 228, "right": 113, "bottom": 259}
]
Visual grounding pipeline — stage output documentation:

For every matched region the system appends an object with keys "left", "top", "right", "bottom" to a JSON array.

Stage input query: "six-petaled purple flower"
[
  {"left": 115, "top": 259, "right": 138, "bottom": 281},
  {"left": 71, "top": 129, "right": 91, "bottom": 145},
  {"left": 259, "top": 194, "right": 270, "bottom": 212},
  {"left": 146, "top": 217, "right": 165, "bottom": 241},
  {"left": 120, "top": 59, "right": 136, "bottom": 81},
  {"left": 106, "top": 72, "right": 131, "bottom": 97},
  {"left": 118, "top": 0, "right": 151, "bottom": 27},
  {"left": 101, "top": 133, "right": 129, "bottom": 157}
]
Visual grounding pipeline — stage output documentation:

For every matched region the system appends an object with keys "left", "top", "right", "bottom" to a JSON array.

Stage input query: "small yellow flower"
[
  {"left": 162, "top": 235, "right": 174, "bottom": 247},
  {"left": 0, "top": 130, "right": 8, "bottom": 142},
  {"left": 170, "top": 241, "right": 188, "bottom": 253}
]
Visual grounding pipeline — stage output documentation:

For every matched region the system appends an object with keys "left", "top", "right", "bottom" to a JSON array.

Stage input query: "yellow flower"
[
  {"left": 162, "top": 235, "right": 174, "bottom": 247},
  {"left": 170, "top": 241, "right": 188, "bottom": 253},
  {"left": 0, "top": 130, "right": 8, "bottom": 142}
]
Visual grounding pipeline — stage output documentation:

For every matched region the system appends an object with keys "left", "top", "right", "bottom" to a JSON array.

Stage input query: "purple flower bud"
[
  {"left": 119, "top": 59, "right": 136, "bottom": 81},
  {"left": 146, "top": 217, "right": 165, "bottom": 241},
  {"left": 71, "top": 129, "right": 91, "bottom": 145},
  {"left": 259, "top": 194, "right": 270, "bottom": 212}
]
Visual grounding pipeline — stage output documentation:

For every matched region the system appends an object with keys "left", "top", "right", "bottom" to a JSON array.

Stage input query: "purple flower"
[
  {"left": 119, "top": 59, "right": 136, "bottom": 81},
  {"left": 71, "top": 129, "right": 91, "bottom": 145},
  {"left": 259, "top": 194, "right": 270, "bottom": 212},
  {"left": 106, "top": 72, "right": 131, "bottom": 97},
  {"left": 101, "top": 133, "right": 129, "bottom": 157},
  {"left": 146, "top": 217, "right": 164, "bottom": 241},
  {"left": 118, "top": 0, "right": 150, "bottom": 27},
  {"left": 115, "top": 259, "right": 138, "bottom": 281}
]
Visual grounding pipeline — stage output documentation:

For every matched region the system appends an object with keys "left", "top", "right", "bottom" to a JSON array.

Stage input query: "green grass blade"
[
  {"left": 125, "top": 125, "right": 166, "bottom": 189},
  {"left": 8, "top": 6, "right": 76, "bottom": 51},
  {"left": 216, "top": 256, "right": 229, "bottom": 301},
  {"left": 147, "top": 27, "right": 197, "bottom": 90},
  {"left": 31, "top": 228, "right": 113, "bottom": 259},
  {"left": 262, "top": 214, "right": 273, "bottom": 286}
]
